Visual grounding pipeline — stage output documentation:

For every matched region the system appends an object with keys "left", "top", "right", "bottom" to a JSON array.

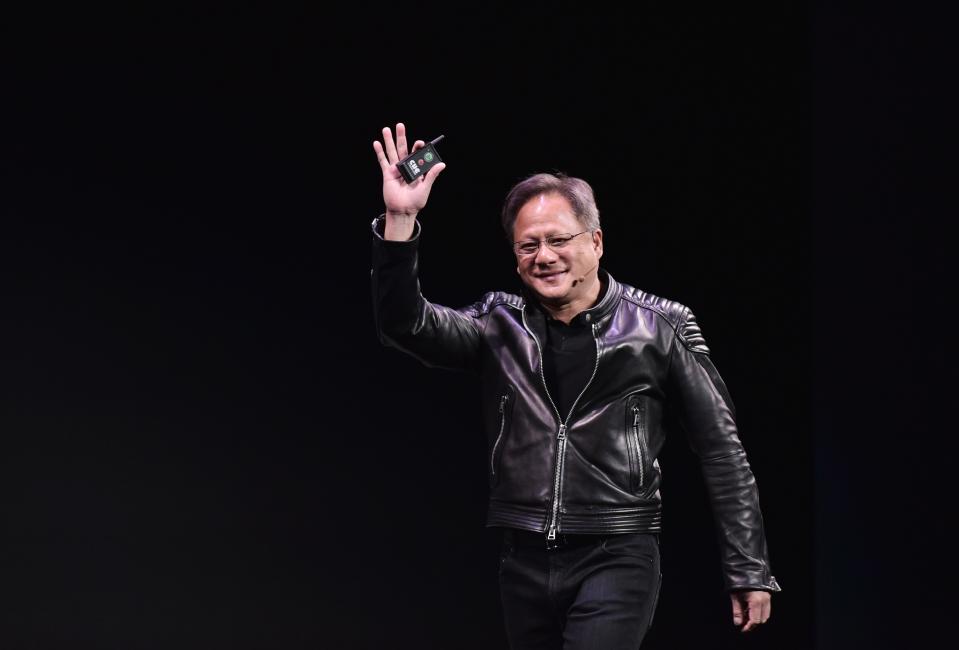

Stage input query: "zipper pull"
[
  {"left": 557, "top": 424, "right": 567, "bottom": 440},
  {"left": 499, "top": 395, "right": 507, "bottom": 412},
  {"left": 547, "top": 524, "right": 557, "bottom": 540},
  {"left": 633, "top": 406, "right": 641, "bottom": 426}
]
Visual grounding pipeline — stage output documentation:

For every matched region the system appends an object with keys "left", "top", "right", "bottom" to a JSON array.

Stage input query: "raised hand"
[{"left": 373, "top": 122, "right": 446, "bottom": 240}]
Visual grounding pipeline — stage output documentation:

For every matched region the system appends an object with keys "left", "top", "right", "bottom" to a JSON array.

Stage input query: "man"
[{"left": 370, "top": 123, "right": 780, "bottom": 649}]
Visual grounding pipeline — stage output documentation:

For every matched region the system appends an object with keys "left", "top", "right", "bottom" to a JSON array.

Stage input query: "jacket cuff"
[
  {"left": 728, "top": 575, "right": 782, "bottom": 593},
  {"left": 371, "top": 214, "right": 422, "bottom": 244}
]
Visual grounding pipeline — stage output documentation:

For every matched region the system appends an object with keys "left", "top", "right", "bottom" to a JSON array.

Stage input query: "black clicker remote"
[{"left": 396, "top": 135, "right": 445, "bottom": 183}]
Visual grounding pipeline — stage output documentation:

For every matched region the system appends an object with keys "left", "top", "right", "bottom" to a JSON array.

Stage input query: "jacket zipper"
[
  {"left": 631, "top": 404, "right": 646, "bottom": 489},
  {"left": 522, "top": 308, "right": 601, "bottom": 540},
  {"left": 490, "top": 392, "right": 510, "bottom": 480}
]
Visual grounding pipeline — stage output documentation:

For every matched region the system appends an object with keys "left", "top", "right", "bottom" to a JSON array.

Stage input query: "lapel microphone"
[{"left": 572, "top": 263, "right": 599, "bottom": 287}]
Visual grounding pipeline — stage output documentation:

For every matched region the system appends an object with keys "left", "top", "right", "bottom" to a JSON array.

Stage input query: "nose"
[{"left": 532, "top": 241, "right": 558, "bottom": 264}]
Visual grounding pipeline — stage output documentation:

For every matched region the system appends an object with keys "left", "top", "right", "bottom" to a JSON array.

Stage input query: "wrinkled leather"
[{"left": 371, "top": 217, "right": 780, "bottom": 593}]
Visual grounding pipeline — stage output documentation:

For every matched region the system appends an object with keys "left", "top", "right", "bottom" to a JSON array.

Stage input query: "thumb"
[{"left": 423, "top": 162, "right": 446, "bottom": 188}]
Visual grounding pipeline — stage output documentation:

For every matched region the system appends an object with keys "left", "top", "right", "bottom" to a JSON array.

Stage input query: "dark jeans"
[{"left": 498, "top": 530, "right": 661, "bottom": 650}]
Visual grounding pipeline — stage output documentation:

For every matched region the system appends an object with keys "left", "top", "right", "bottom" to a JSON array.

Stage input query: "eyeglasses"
[{"left": 513, "top": 231, "right": 589, "bottom": 256}]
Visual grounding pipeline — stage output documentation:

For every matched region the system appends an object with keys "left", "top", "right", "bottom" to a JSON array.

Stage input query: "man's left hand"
[{"left": 730, "top": 590, "right": 771, "bottom": 632}]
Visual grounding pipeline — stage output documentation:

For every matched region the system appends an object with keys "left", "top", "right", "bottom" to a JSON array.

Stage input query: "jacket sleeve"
[
  {"left": 667, "top": 306, "right": 781, "bottom": 593},
  {"left": 370, "top": 215, "right": 483, "bottom": 373}
]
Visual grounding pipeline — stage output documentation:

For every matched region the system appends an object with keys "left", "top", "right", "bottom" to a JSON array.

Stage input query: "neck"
[{"left": 538, "top": 275, "right": 604, "bottom": 324}]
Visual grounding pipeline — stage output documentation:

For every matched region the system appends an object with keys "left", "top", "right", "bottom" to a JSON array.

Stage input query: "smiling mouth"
[{"left": 535, "top": 270, "right": 567, "bottom": 280}]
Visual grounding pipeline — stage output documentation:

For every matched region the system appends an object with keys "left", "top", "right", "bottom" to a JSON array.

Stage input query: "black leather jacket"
[{"left": 371, "top": 217, "right": 780, "bottom": 593}]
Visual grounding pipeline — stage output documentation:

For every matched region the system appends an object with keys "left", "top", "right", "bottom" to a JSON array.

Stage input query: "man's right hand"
[{"left": 373, "top": 122, "right": 446, "bottom": 241}]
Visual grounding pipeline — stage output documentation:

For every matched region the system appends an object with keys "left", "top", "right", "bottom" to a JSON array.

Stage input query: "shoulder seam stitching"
[{"left": 469, "top": 295, "right": 524, "bottom": 317}]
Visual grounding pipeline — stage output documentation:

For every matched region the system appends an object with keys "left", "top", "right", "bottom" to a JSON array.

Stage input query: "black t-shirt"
[{"left": 542, "top": 313, "right": 596, "bottom": 422}]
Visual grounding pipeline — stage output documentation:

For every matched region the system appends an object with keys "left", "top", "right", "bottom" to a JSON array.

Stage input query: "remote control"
[{"left": 396, "top": 135, "right": 445, "bottom": 183}]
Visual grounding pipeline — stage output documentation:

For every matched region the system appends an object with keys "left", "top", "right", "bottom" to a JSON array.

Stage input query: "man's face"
[{"left": 513, "top": 193, "right": 603, "bottom": 307}]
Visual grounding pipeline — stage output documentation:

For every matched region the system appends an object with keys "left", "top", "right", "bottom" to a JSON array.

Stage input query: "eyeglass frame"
[{"left": 512, "top": 230, "right": 592, "bottom": 256}]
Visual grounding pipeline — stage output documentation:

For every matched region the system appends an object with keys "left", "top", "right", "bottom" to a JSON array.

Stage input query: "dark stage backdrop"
[
  {"left": 2, "top": 3, "right": 814, "bottom": 649},
  {"left": 812, "top": 2, "right": 954, "bottom": 649}
]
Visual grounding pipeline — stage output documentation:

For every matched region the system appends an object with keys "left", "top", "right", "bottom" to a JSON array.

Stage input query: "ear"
[{"left": 593, "top": 230, "right": 604, "bottom": 260}]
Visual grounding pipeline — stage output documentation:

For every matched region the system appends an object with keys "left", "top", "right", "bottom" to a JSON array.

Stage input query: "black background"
[{"left": 1, "top": 1, "right": 951, "bottom": 648}]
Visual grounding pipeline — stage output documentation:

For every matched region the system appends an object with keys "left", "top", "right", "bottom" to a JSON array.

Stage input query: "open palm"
[{"left": 373, "top": 123, "right": 446, "bottom": 216}]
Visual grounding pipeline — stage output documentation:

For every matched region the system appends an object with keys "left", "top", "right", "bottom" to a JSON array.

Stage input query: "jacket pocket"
[
  {"left": 626, "top": 395, "right": 649, "bottom": 493},
  {"left": 490, "top": 385, "right": 516, "bottom": 487}
]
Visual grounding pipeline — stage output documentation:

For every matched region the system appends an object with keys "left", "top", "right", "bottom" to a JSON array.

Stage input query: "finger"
[
  {"left": 422, "top": 162, "right": 446, "bottom": 189},
  {"left": 730, "top": 595, "right": 744, "bottom": 627},
  {"left": 372, "top": 140, "right": 391, "bottom": 172},
  {"left": 411, "top": 139, "right": 425, "bottom": 152},
  {"left": 761, "top": 596, "right": 772, "bottom": 624},
  {"left": 396, "top": 122, "right": 408, "bottom": 160},
  {"left": 382, "top": 126, "right": 399, "bottom": 164},
  {"left": 742, "top": 598, "right": 763, "bottom": 633}
]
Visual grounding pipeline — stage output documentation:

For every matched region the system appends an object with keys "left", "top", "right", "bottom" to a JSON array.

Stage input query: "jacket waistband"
[{"left": 486, "top": 501, "right": 662, "bottom": 535}]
